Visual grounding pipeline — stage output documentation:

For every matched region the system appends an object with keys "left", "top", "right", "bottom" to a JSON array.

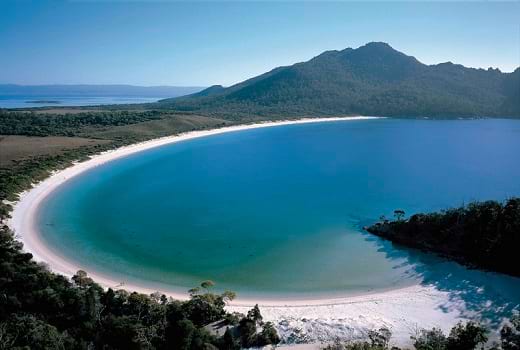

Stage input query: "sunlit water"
[{"left": 37, "top": 119, "right": 520, "bottom": 318}]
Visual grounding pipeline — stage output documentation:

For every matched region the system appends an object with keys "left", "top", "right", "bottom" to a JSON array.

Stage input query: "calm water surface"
[
  {"left": 37, "top": 119, "right": 520, "bottom": 307},
  {"left": 0, "top": 95, "right": 161, "bottom": 108}
]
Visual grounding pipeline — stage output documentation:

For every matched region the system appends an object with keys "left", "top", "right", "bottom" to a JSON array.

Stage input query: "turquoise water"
[{"left": 37, "top": 119, "right": 520, "bottom": 305}]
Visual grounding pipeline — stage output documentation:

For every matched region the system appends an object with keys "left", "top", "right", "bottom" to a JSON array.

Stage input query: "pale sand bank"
[{"left": 6, "top": 116, "right": 471, "bottom": 346}]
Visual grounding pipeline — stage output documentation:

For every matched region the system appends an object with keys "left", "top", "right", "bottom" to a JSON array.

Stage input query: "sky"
[{"left": 0, "top": 1, "right": 519, "bottom": 87}]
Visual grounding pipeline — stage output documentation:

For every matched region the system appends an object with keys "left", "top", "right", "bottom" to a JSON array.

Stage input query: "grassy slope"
[{"left": 0, "top": 135, "right": 110, "bottom": 168}]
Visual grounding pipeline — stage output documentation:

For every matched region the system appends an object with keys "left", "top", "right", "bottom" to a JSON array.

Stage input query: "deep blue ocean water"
[{"left": 37, "top": 119, "right": 520, "bottom": 310}]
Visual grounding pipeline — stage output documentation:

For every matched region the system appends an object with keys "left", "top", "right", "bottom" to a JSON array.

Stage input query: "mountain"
[
  {"left": 0, "top": 84, "right": 205, "bottom": 98},
  {"left": 159, "top": 42, "right": 519, "bottom": 119}
]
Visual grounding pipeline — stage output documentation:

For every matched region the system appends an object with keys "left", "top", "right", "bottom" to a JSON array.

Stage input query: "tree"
[
  {"left": 393, "top": 210, "right": 406, "bottom": 221},
  {"left": 0, "top": 315, "right": 67, "bottom": 350},
  {"left": 368, "top": 327, "right": 392, "bottom": 349},
  {"left": 189, "top": 287, "right": 201, "bottom": 296},
  {"left": 412, "top": 327, "right": 447, "bottom": 350},
  {"left": 127, "top": 293, "right": 153, "bottom": 322},
  {"left": 183, "top": 294, "right": 227, "bottom": 326},
  {"left": 221, "top": 328, "right": 240, "bottom": 350},
  {"left": 166, "top": 319, "right": 196, "bottom": 350},
  {"left": 150, "top": 291, "right": 162, "bottom": 303},
  {"left": 72, "top": 270, "right": 94, "bottom": 288},
  {"left": 247, "top": 304, "right": 263, "bottom": 324},
  {"left": 221, "top": 291, "right": 236, "bottom": 303},
  {"left": 446, "top": 322, "right": 488, "bottom": 350},
  {"left": 238, "top": 317, "right": 257, "bottom": 348},
  {"left": 501, "top": 314, "right": 520, "bottom": 350},
  {"left": 257, "top": 321, "right": 281, "bottom": 346},
  {"left": 201, "top": 280, "right": 215, "bottom": 292},
  {"left": 97, "top": 315, "right": 140, "bottom": 350}
]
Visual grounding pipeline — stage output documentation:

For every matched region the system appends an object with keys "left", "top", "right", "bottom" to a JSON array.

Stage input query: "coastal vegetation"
[
  {"left": 324, "top": 317, "right": 520, "bottom": 350},
  {"left": 365, "top": 198, "right": 520, "bottom": 276},
  {"left": 0, "top": 109, "right": 171, "bottom": 137}
]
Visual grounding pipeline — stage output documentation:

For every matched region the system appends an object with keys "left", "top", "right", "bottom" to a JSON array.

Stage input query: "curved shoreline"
[
  {"left": 6, "top": 116, "right": 470, "bottom": 345},
  {"left": 8, "top": 116, "right": 386, "bottom": 303}
]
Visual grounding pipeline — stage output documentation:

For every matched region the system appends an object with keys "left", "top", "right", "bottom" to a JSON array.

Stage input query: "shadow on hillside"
[{"left": 357, "top": 224, "right": 520, "bottom": 329}]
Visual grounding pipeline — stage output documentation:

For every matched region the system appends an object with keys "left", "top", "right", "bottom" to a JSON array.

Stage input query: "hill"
[{"left": 159, "top": 42, "right": 520, "bottom": 119}]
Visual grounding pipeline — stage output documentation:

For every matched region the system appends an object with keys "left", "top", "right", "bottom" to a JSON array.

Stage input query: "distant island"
[
  {"left": 365, "top": 198, "right": 520, "bottom": 277},
  {"left": 0, "top": 84, "right": 205, "bottom": 98},
  {"left": 26, "top": 100, "right": 61, "bottom": 104},
  {"left": 158, "top": 42, "right": 519, "bottom": 119}
]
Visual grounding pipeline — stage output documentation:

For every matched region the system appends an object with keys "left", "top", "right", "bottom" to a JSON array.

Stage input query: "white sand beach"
[{"left": 5, "top": 116, "right": 473, "bottom": 347}]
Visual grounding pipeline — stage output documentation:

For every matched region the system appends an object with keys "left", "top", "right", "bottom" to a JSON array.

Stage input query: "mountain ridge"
[{"left": 159, "top": 42, "right": 519, "bottom": 119}]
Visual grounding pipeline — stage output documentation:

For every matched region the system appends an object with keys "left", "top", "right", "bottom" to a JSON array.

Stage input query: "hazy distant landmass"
[
  {"left": 0, "top": 84, "right": 205, "bottom": 98},
  {"left": 0, "top": 84, "right": 206, "bottom": 108},
  {"left": 159, "top": 42, "right": 520, "bottom": 119},
  {"left": 26, "top": 100, "right": 61, "bottom": 104}
]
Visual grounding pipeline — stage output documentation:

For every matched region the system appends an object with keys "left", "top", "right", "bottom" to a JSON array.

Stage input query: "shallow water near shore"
[{"left": 37, "top": 119, "right": 520, "bottom": 316}]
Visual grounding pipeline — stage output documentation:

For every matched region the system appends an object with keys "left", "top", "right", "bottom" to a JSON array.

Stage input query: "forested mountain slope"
[{"left": 159, "top": 43, "right": 520, "bottom": 119}]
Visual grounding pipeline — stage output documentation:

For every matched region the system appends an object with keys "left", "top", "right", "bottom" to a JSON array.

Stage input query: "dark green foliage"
[
  {"left": 412, "top": 327, "right": 448, "bottom": 350},
  {"left": 237, "top": 304, "right": 280, "bottom": 348},
  {"left": 0, "top": 223, "right": 280, "bottom": 349},
  {"left": 221, "top": 328, "right": 241, "bottom": 350},
  {"left": 410, "top": 322, "right": 489, "bottom": 350},
  {"left": 246, "top": 304, "right": 262, "bottom": 324},
  {"left": 257, "top": 321, "right": 281, "bottom": 345},
  {"left": 324, "top": 328, "right": 393, "bottom": 350},
  {"left": 0, "top": 110, "right": 167, "bottom": 137},
  {"left": 182, "top": 293, "right": 227, "bottom": 327},
  {"left": 159, "top": 42, "right": 520, "bottom": 119},
  {"left": 366, "top": 198, "right": 520, "bottom": 276},
  {"left": 327, "top": 321, "right": 515, "bottom": 350},
  {"left": 237, "top": 317, "right": 257, "bottom": 348},
  {"left": 447, "top": 322, "right": 488, "bottom": 350},
  {"left": 393, "top": 210, "right": 405, "bottom": 221},
  {"left": 368, "top": 328, "right": 392, "bottom": 349},
  {"left": 0, "top": 314, "right": 69, "bottom": 350},
  {"left": 501, "top": 314, "right": 520, "bottom": 350}
]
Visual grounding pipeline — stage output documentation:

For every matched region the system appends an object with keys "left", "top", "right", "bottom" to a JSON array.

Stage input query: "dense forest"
[
  {"left": 365, "top": 198, "right": 520, "bottom": 277},
  {"left": 0, "top": 110, "right": 166, "bottom": 137},
  {"left": 158, "top": 42, "right": 520, "bottom": 119}
]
